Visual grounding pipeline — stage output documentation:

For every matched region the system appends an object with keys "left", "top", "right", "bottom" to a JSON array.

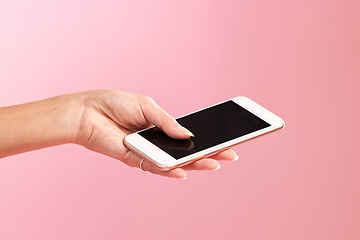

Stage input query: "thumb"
[{"left": 138, "top": 96, "right": 194, "bottom": 139}]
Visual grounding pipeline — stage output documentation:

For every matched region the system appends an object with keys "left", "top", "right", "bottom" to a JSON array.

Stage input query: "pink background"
[{"left": 1, "top": 0, "right": 359, "bottom": 239}]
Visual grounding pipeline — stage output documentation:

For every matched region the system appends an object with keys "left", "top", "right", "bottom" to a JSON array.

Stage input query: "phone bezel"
[{"left": 124, "top": 96, "right": 284, "bottom": 170}]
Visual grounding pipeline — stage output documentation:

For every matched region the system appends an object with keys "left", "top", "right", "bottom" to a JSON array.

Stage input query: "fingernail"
[
  {"left": 232, "top": 155, "right": 239, "bottom": 161},
  {"left": 179, "top": 174, "right": 187, "bottom": 180},
  {"left": 177, "top": 126, "right": 194, "bottom": 137},
  {"left": 213, "top": 164, "right": 221, "bottom": 170}
]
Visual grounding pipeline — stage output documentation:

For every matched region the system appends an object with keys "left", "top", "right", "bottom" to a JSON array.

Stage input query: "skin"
[{"left": 0, "top": 90, "right": 238, "bottom": 179}]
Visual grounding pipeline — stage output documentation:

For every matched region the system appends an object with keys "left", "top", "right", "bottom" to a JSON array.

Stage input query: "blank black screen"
[{"left": 139, "top": 100, "right": 270, "bottom": 159}]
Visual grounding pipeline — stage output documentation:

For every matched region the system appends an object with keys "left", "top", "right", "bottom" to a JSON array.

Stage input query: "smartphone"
[{"left": 124, "top": 97, "right": 284, "bottom": 170}]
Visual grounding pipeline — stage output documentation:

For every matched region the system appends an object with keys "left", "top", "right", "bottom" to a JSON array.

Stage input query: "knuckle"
[{"left": 137, "top": 95, "right": 154, "bottom": 104}]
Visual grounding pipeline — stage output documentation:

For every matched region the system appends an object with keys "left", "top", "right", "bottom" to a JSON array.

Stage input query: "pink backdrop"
[{"left": 1, "top": 1, "right": 359, "bottom": 239}]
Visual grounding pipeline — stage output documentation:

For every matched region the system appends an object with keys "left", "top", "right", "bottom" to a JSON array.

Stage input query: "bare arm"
[{"left": 0, "top": 93, "right": 81, "bottom": 158}]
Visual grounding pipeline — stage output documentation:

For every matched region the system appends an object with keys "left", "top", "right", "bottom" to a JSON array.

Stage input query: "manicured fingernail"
[
  {"left": 179, "top": 174, "right": 187, "bottom": 180},
  {"left": 177, "top": 126, "right": 194, "bottom": 137},
  {"left": 213, "top": 164, "right": 221, "bottom": 170},
  {"left": 232, "top": 155, "right": 239, "bottom": 161}
]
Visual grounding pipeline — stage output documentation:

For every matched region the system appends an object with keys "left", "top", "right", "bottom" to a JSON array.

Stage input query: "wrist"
[{"left": 54, "top": 92, "right": 87, "bottom": 145}]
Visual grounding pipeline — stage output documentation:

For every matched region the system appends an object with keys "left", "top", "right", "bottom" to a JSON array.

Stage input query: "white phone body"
[{"left": 124, "top": 97, "right": 285, "bottom": 170}]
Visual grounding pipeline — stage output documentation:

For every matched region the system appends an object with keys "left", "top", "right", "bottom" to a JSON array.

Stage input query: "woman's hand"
[
  {"left": 74, "top": 90, "right": 238, "bottom": 179},
  {"left": 0, "top": 90, "right": 238, "bottom": 179}
]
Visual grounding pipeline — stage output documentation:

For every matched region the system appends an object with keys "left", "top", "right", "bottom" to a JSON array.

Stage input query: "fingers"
[
  {"left": 122, "top": 150, "right": 187, "bottom": 179},
  {"left": 141, "top": 160, "right": 187, "bottom": 179},
  {"left": 137, "top": 96, "right": 193, "bottom": 139},
  {"left": 181, "top": 159, "right": 220, "bottom": 171},
  {"left": 123, "top": 148, "right": 238, "bottom": 179},
  {"left": 208, "top": 149, "right": 239, "bottom": 161},
  {"left": 180, "top": 150, "right": 238, "bottom": 171}
]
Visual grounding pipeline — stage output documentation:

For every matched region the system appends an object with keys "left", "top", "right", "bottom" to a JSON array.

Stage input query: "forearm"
[{"left": 0, "top": 94, "right": 83, "bottom": 158}]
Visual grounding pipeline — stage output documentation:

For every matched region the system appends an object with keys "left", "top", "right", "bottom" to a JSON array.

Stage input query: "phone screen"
[{"left": 139, "top": 100, "right": 271, "bottom": 159}]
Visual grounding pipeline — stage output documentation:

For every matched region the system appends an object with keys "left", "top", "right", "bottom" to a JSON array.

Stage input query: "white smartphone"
[{"left": 124, "top": 97, "right": 284, "bottom": 170}]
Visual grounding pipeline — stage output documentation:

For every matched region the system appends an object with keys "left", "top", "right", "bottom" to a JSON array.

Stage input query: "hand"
[{"left": 74, "top": 90, "right": 239, "bottom": 179}]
